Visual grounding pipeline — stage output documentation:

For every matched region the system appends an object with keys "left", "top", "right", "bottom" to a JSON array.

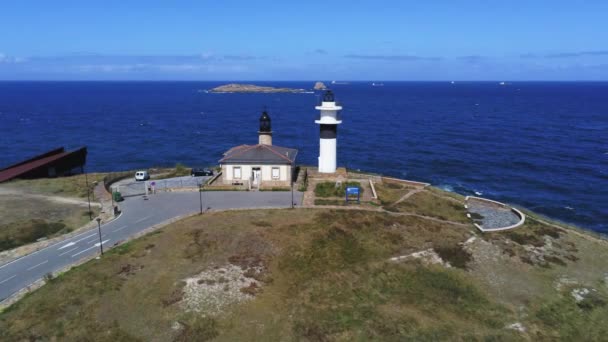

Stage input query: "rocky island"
[
  {"left": 314, "top": 81, "right": 327, "bottom": 90},
  {"left": 209, "top": 83, "right": 307, "bottom": 93}
]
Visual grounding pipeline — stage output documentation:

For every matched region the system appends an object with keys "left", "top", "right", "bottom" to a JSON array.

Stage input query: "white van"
[{"left": 135, "top": 170, "right": 150, "bottom": 181}]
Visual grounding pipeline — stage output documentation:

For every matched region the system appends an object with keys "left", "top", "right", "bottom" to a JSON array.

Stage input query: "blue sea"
[{"left": 0, "top": 81, "right": 606, "bottom": 233}]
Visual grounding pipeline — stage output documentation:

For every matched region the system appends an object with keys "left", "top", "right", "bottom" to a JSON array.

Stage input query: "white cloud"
[
  {"left": 69, "top": 62, "right": 249, "bottom": 74},
  {"left": 0, "top": 53, "right": 26, "bottom": 63}
]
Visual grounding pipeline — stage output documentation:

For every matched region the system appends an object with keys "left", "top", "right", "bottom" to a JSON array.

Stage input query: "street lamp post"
[
  {"left": 199, "top": 181, "right": 203, "bottom": 214},
  {"left": 291, "top": 163, "right": 295, "bottom": 209},
  {"left": 96, "top": 217, "right": 104, "bottom": 256},
  {"left": 84, "top": 167, "right": 92, "bottom": 220}
]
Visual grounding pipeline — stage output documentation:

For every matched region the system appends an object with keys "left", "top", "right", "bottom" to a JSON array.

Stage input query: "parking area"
[{"left": 111, "top": 175, "right": 211, "bottom": 197}]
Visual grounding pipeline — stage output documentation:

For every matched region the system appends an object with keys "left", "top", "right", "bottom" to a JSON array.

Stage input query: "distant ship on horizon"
[{"left": 371, "top": 82, "right": 384, "bottom": 87}]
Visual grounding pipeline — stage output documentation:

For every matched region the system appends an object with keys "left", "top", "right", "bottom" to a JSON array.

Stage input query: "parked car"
[
  {"left": 135, "top": 170, "right": 150, "bottom": 181},
  {"left": 191, "top": 168, "right": 213, "bottom": 177}
]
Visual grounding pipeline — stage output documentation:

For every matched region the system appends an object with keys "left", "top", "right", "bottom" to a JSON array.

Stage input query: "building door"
[{"left": 252, "top": 168, "right": 261, "bottom": 187}]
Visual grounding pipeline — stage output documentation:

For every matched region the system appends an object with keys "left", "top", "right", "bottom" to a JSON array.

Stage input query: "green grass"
[
  {"left": 155, "top": 163, "right": 192, "bottom": 179},
  {"left": 3, "top": 173, "right": 106, "bottom": 199},
  {"left": 373, "top": 180, "right": 419, "bottom": 206},
  {"left": 314, "top": 181, "right": 363, "bottom": 198},
  {"left": 390, "top": 191, "right": 469, "bottom": 223},
  {"left": 0, "top": 195, "right": 99, "bottom": 252},
  {"left": 314, "top": 199, "right": 348, "bottom": 206},
  {"left": 533, "top": 288, "right": 608, "bottom": 340},
  {"left": 297, "top": 167, "right": 308, "bottom": 192},
  {"left": 0, "top": 220, "right": 67, "bottom": 251},
  {"left": 259, "top": 186, "right": 290, "bottom": 191},
  {"left": 2, "top": 205, "right": 608, "bottom": 341}
]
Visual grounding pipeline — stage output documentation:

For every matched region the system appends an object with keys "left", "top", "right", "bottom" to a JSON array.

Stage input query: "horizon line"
[{"left": 1, "top": 79, "right": 608, "bottom": 82}]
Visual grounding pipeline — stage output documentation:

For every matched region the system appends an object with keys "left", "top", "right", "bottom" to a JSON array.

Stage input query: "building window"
[
  {"left": 233, "top": 167, "right": 241, "bottom": 179},
  {"left": 271, "top": 167, "right": 280, "bottom": 179}
]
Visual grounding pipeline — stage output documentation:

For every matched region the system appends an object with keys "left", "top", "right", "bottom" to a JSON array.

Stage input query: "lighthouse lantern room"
[{"left": 315, "top": 90, "right": 342, "bottom": 173}]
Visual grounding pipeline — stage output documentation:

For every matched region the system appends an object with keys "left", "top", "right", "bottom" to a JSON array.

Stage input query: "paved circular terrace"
[{"left": 466, "top": 196, "right": 525, "bottom": 232}]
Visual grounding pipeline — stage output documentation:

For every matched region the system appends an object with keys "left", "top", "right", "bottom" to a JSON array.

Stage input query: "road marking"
[
  {"left": 0, "top": 211, "right": 123, "bottom": 271},
  {"left": 96, "top": 239, "right": 110, "bottom": 247},
  {"left": 112, "top": 225, "right": 128, "bottom": 232},
  {"left": 58, "top": 242, "right": 76, "bottom": 250},
  {"left": 58, "top": 246, "right": 79, "bottom": 256},
  {"left": 71, "top": 233, "right": 97, "bottom": 244},
  {"left": 26, "top": 260, "right": 48, "bottom": 271},
  {"left": 87, "top": 235, "right": 108, "bottom": 244},
  {"left": 134, "top": 215, "right": 151, "bottom": 223},
  {"left": 71, "top": 246, "right": 96, "bottom": 258},
  {"left": 71, "top": 240, "right": 110, "bottom": 258},
  {"left": 0, "top": 275, "right": 16, "bottom": 284}
]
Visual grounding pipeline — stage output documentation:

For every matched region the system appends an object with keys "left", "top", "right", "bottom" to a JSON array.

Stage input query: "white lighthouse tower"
[{"left": 315, "top": 90, "right": 342, "bottom": 173}]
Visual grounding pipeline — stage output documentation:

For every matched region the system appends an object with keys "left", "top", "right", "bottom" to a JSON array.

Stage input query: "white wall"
[
  {"left": 319, "top": 138, "right": 337, "bottom": 173},
  {"left": 222, "top": 164, "right": 291, "bottom": 183}
]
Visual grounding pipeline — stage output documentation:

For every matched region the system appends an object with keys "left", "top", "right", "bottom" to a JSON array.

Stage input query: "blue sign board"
[
  {"left": 345, "top": 186, "right": 360, "bottom": 204},
  {"left": 346, "top": 187, "right": 359, "bottom": 196}
]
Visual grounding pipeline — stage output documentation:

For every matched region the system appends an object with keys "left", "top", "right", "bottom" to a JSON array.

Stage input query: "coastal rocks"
[
  {"left": 506, "top": 322, "right": 526, "bottom": 333},
  {"left": 209, "top": 83, "right": 306, "bottom": 93},
  {"left": 313, "top": 81, "right": 327, "bottom": 90},
  {"left": 569, "top": 287, "right": 607, "bottom": 310},
  {"left": 571, "top": 287, "right": 590, "bottom": 303},
  {"left": 554, "top": 276, "right": 579, "bottom": 292},
  {"left": 180, "top": 264, "right": 263, "bottom": 316},
  {"left": 389, "top": 248, "right": 451, "bottom": 267}
]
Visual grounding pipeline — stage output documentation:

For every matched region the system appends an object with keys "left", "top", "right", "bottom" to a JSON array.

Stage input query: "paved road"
[{"left": 0, "top": 190, "right": 302, "bottom": 301}]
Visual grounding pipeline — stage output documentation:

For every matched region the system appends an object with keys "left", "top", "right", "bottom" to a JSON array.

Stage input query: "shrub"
[
  {"left": 315, "top": 181, "right": 363, "bottom": 198},
  {"left": 0, "top": 220, "right": 67, "bottom": 252},
  {"left": 43, "top": 273, "right": 54, "bottom": 283},
  {"left": 435, "top": 245, "right": 472, "bottom": 269}
]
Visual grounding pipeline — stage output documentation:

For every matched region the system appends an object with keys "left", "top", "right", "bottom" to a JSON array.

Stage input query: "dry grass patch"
[
  {"left": 2, "top": 173, "right": 106, "bottom": 199},
  {"left": 0, "top": 195, "right": 99, "bottom": 252},
  {"left": 374, "top": 180, "right": 418, "bottom": 205},
  {"left": 2, "top": 205, "right": 607, "bottom": 341},
  {"left": 389, "top": 190, "right": 470, "bottom": 223}
]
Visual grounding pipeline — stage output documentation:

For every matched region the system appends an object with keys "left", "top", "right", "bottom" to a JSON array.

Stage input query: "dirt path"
[
  {"left": 394, "top": 188, "right": 425, "bottom": 204},
  {"left": 0, "top": 188, "right": 101, "bottom": 207}
]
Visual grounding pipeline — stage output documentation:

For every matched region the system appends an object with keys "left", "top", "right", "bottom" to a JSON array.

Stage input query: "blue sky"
[{"left": 1, "top": 1, "right": 607, "bottom": 80}]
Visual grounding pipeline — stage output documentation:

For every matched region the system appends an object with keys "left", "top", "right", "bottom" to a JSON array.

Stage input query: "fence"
[
  {"left": 111, "top": 176, "right": 211, "bottom": 197},
  {"left": 103, "top": 171, "right": 134, "bottom": 193}
]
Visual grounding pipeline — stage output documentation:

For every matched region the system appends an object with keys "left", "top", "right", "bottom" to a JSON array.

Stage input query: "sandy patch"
[{"left": 181, "top": 264, "right": 262, "bottom": 316}]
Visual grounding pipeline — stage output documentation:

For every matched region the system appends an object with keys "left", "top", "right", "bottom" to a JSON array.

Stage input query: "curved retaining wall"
[
  {"left": 465, "top": 196, "right": 526, "bottom": 232},
  {"left": 381, "top": 177, "right": 430, "bottom": 188}
]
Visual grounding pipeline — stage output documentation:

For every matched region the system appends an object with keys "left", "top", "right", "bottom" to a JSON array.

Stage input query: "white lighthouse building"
[{"left": 315, "top": 90, "right": 342, "bottom": 173}]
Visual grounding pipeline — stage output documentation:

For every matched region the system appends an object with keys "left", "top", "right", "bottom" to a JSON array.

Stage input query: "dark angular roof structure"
[
  {"left": 0, "top": 147, "right": 87, "bottom": 183},
  {"left": 219, "top": 144, "right": 298, "bottom": 165}
]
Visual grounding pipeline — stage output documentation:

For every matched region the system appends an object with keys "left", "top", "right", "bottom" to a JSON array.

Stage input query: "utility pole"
[{"left": 96, "top": 217, "right": 104, "bottom": 256}]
